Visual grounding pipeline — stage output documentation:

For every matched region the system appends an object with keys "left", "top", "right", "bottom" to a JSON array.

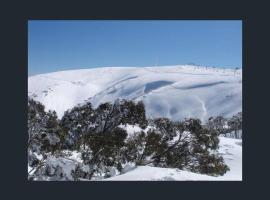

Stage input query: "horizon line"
[{"left": 28, "top": 64, "right": 242, "bottom": 77}]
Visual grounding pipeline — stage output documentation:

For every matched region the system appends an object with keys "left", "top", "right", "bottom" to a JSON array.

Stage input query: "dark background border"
[{"left": 1, "top": 0, "right": 269, "bottom": 199}]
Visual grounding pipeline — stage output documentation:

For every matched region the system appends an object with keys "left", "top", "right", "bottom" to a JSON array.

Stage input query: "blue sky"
[{"left": 28, "top": 20, "right": 242, "bottom": 75}]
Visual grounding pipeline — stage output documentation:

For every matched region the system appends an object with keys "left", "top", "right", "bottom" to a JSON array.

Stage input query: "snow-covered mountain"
[{"left": 28, "top": 65, "right": 242, "bottom": 122}]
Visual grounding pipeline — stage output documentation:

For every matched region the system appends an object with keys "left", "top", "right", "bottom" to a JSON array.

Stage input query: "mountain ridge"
[{"left": 28, "top": 65, "right": 242, "bottom": 121}]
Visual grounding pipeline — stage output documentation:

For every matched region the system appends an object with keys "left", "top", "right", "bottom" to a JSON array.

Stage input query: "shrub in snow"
[
  {"left": 28, "top": 100, "right": 64, "bottom": 179},
  {"left": 28, "top": 99, "right": 232, "bottom": 180},
  {"left": 177, "top": 118, "right": 228, "bottom": 175},
  {"left": 206, "top": 112, "right": 242, "bottom": 139},
  {"left": 227, "top": 112, "right": 242, "bottom": 139},
  {"left": 31, "top": 154, "right": 81, "bottom": 181},
  {"left": 123, "top": 131, "right": 148, "bottom": 164},
  {"left": 71, "top": 164, "right": 93, "bottom": 180},
  {"left": 60, "top": 102, "right": 95, "bottom": 149},
  {"left": 60, "top": 100, "right": 148, "bottom": 150},
  {"left": 82, "top": 127, "right": 128, "bottom": 175},
  {"left": 196, "top": 153, "right": 229, "bottom": 176},
  {"left": 122, "top": 118, "right": 229, "bottom": 176},
  {"left": 28, "top": 98, "right": 47, "bottom": 153},
  {"left": 206, "top": 116, "right": 228, "bottom": 135},
  {"left": 119, "top": 100, "right": 148, "bottom": 129},
  {"left": 28, "top": 98, "right": 63, "bottom": 154}
]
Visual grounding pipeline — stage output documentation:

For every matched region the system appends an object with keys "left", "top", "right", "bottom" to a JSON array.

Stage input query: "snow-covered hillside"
[
  {"left": 105, "top": 137, "right": 242, "bottom": 181},
  {"left": 28, "top": 65, "right": 242, "bottom": 122}
]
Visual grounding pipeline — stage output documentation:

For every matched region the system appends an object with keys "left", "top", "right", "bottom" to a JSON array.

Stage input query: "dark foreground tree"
[
  {"left": 123, "top": 117, "right": 229, "bottom": 176},
  {"left": 60, "top": 102, "right": 95, "bottom": 149},
  {"left": 80, "top": 127, "right": 128, "bottom": 178},
  {"left": 29, "top": 99, "right": 231, "bottom": 180},
  {"left": 28, "top": 98, "right": 62, "bottom": 154}
]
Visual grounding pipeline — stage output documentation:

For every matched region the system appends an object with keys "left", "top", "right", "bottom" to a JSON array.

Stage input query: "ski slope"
[{"left": 28, "top": 65, "right": 242, "bottom": 122}]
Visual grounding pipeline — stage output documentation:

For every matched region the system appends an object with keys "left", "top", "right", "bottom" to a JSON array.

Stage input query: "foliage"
[{"left": 28, "top": 98, "right": 241, "bottom": 180}]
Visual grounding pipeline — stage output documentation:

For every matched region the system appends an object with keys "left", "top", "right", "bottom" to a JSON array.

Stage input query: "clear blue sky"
[{"left": 28, "top": 20, "right": 242, "bottom": 75}]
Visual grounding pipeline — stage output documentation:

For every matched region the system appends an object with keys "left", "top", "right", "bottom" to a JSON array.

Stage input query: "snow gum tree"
[
  {"left": 28, "top": 98, "right": 62, "bottom": 154},
  {"left": 227, "top": 112, "right": 242, "bottom": 139},
  {"left": 28, "top": 98, "right": 232, "bottom": 180}
]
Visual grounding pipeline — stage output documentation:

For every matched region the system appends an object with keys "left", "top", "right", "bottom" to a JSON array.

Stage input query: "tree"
[
  {"left": 28, "top": 98, "right": 62, "bottom": 153},
  {"left": 60, "top": 102, "right": 95, "bottom": 149},
  {"left": 28, "top": 98, "right": 230, "bottom": 179},
  {"left": 119, "top": 100, "right": 148, "bottom": 129},
  {"left": 28, "top": 98, "right": 63, "bottom": 180},
  {"left": 227, "top": 112, "right": 242, "bottom": 139},
  {"left": 28, "top": 98, "right": 47, "bottom": 152},
  {"left": 148, "top": 118, "right": 228, "bottom": 175},
  {"left": 81, "top": 127, "right": 128, "bottom": 177},
  {"left": 40, "top": 110, "right": 62, "bottom": 153},
  {"left": 206, "top": 116, "right": 228, "bottom": 135}
]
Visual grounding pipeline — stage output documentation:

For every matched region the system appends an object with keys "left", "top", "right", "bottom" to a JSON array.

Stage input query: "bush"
[
  {"left": 28, "top": 98, "right": 62, "bottom": 154},
  {"left": 197, "top": 154, "right": 230, "bottom": 176},
  {"left": 28, "top": 98, "right": 231, "bottom": 179},
  {"left": 80, "top": 127, "right": 128, "bottom": 176}
]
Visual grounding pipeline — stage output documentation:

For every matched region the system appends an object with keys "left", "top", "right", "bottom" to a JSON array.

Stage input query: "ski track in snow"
[{"left": 194, "top": 96, "right": 207, "bottom": 122}]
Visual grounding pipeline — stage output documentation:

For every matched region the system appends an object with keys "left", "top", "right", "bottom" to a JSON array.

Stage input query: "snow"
[
  {"left": 118, "top": 124, "right": 144, "bottom": 137},
  {"left": 28, "top": 65, "right": 242, "bottom": 121},
  {"left": 105, "top": 166, "right": 217, "bottom": 181},
  {"left": 28, "top": 137, "right": 241, "bottom": 181},
  {"left": 217, "top": 137, "right": 242, "bottom": 180},
  {"left": 28, "top": 166, "right": 33, "bottom": 174},
  {"left": 28, "top": 65, "right": 242, "bottom": 181},
  {"left": 104, "top": 137, "right": 242, "bottom": 181},
  {"left": 62, "top": 150, "right": 83, "bottom": 163},
  {"left": 33, "top": 152, "right": 43, "bottom": 160},
  {"left": 45, "top": 156, "right": 77, "bottom": 180}
]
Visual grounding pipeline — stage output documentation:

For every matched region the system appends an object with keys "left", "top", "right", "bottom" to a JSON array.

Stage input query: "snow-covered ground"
[
  {"left": 28, "top": 65, "right": 242, "bottom": 122},
  {"left": 28, "top": 137, "right": 241, "bottom": 181},
  {"left": 28, "top": 65, "right": 242, "bottom": 181},
  {"left": 28, "top": 132, "right": 242, "bottom": 181},
  {"left": 105, "top": 137, "right": 242, "bottom": 181}
]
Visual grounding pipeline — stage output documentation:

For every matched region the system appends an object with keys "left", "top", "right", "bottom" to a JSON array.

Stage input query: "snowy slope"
[
  {"left": 105, "top": 137, "right": 242, "bottom": 181},
  {"left": 28, "top": 65, "right": 242, "bottom": 121}
]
